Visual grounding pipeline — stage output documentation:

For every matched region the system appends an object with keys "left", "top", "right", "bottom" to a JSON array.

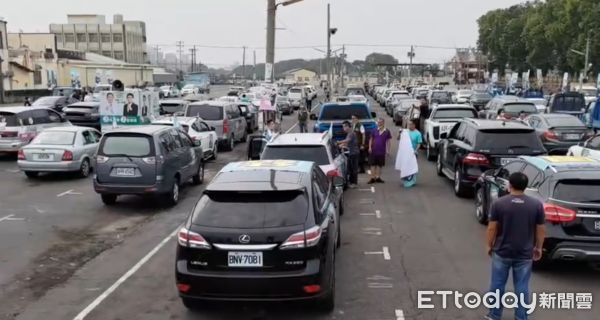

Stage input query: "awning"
[{"left": 9, "top": 61, "right": 34, "bottom": 72}]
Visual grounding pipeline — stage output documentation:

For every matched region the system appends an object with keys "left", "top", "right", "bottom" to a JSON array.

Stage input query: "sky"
[{"left": 1, "top": 0, "right": 525, "bottom": 68}]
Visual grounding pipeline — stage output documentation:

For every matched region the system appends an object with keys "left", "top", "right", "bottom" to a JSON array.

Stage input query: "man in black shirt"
[{"left": 485, "top": 172, "right": 545, "bottom": 320}]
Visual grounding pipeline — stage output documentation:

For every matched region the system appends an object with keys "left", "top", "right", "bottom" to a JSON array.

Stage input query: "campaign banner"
[
  {"left": 536, "top": 69, "right": 543, "bottom": 86},
  {"left": 264, "top": 63, "right": 273, "bottom": 81},
  {"left": 99, "top": 90, "right": 154, "bottom": 132},
  {"left": 522, "top": 70, "right": 530, "bottom": 90},
  {"left": 510, "top": 72, "right": 519, "bottom": 87},
  {"left": 491, "top": 72, "right": 498, "bottom": 84},
  {"left": 562, "top": 72, "right": 569, "bottom": 92},
  {"left": 597, "top": 73, "right": 600, "bottom": 89}
]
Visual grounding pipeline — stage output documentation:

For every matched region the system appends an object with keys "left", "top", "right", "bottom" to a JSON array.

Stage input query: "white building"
[{"left": 50, "top": 14, "right": 147, "bottom": 64}]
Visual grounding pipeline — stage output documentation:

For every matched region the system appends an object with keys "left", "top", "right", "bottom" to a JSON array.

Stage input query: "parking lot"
[{"left": 1, "top": 88, "right": 599, "bottom": 320}]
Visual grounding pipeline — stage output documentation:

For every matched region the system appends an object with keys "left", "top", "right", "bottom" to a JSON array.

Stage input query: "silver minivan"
[
  {"left": 184, "top": 101, "right": 247, "bottom": 151},
  {"left": 93, "top": 125, "right": 204, "bottom": 206},
  {"left": 0, "top": 107, "right": 71, "bottom": 153}
]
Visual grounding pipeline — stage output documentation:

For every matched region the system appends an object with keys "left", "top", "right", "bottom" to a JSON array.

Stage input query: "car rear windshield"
[
  {"left": 546, "top": 116, "right": 584, "bottom": 127},
  {"left": 290, "top": 88, "right": 302, "bottom": 93},
  {"left": 192, "top": 190, "right": 308, "bottom": 228},
  {"left": 160, "top": 103, "right": 183, "bottom": 108},
  {"left": 99, "top": 134, "right": 153, "bottom": 157},
  {"left": 553, "top": 96, "right": 585, "bottom": 112},
  {"left": 320, "top": 105, "right": 370, "bottom": 120},
  {"left": 432, "top": 92, "right": 451, "bottom": 100},
  {"left": 30, "top": 131, "right": 75, "bottom": 145},
  {"left": 553, "top": 180, "right": 600, "bottom": 203},
  {"left": 262, "top": 145, "right": 329, "bottom": 166},
  {"left": 0, "top": 112, "right": 21, "bottom": 126},
  {"left": 185, "top": 105, "right": 223, "bottom": 120},
  {"left": 476, "top": 130, "right": 544, "bottom": 152},
  {"left": 432, "top": 109, "right": 477, "bottom": 119},
  {"left": 345, "top": 89, "right": 365, "bottom": 95},
  {"left": 33, "top": 97, "right": 61, "bottom": 106},
  {"left": 503, "top": 103, "right": 537, "bottom": 114},
  {"left": 471, "top": 93, "right": 492, "bottom": 100}
]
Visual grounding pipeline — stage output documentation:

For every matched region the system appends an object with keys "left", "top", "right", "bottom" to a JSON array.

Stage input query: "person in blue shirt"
[{"left": 407, "top": 120, "right": 423, "bottom": 153}]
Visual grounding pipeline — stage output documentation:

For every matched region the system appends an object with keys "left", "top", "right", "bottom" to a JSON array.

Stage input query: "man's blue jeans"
[{"left": 487, "top": 253, "right": 532, "bottom": 320}]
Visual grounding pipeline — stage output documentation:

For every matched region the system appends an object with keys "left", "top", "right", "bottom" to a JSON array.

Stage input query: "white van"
[
  {"left": 288, "top": 87, "right": 305, "bottom": 109},
  {"left": 0, "top": 107, "right": 71, "bottom": 153}
]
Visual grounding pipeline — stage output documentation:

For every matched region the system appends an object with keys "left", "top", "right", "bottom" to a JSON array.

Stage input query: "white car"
[
  {"left": 151, "top": 117, "right": 218, "bottom": 161},
  {"left": 348, "top": 95, "right": 368, "bottom": 103},
  {"left": 423, "top": 104, "right": 478, "bottom": 161},
  {"left": 181, "top": 84, "right": 200, "bottom": 96},
  {"left": 218, "top": 96, "right": 240, "bottom": 103},
  {"left": 455, "top": 90, "right": 473, "bottom": 104},
  {"left": 160, "top": 86, "right": 180, "bottom": 98},
  {"left": 567, "top": 135, "right": 600, "bottom": 159},
  {"left": 525, "top": 98, "right": 548, "bottom": 112}
]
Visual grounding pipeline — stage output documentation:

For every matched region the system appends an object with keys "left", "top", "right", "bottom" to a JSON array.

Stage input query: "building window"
[
  {"left": 113, "top": 51, "right": 124, "bottom": 61},
  {"left": 305, "top": 77, "right": 310, "bottom": 81},
  {"left": 34, "top": 69, "right": 42, "bottom": 85},
  {"left": 65, "top": 33, "right": 75, "bottom": 42},
  {"left": 77, "top": 33, "right": 87, "bottom": 42},
  {"left": 297, "top": 76, "right": 302, "bottom": 82},
  {"left": 56, "top": 34, "right": 63, "bottom": 43},
  {"left": 113, "top": 33, "right": 123, "bottom": 43},
  {"left": 101, "top": 33, "right": 111, "bottom": 43},
  {"left": 102, "top": 51, "right": 112, "bottom": 58},
  {"left": 88, "top": 33, "right": 99, "bottom": 42}
]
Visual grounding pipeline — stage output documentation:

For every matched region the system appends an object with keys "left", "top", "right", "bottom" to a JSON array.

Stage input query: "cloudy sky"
[{"left": 2, "top": 0, "right": 524, "bottom": 68}]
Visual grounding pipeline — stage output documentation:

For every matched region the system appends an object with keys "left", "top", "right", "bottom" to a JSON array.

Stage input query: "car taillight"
[
  {"left": 544, "top": 203, "right": 576, "bottom": 223},
  {"left": 18, "top": 132, "right": 36, "bottom": 142},
  {"left": 463, "top": 153, "right": 490, "bottom": 166},
  {"left": 62, "top": 150, "right": 73, "bottom": 161},
  {"left": 223, "top": 118, "right": 229, "bottom": 134},
  {"left": 303, "top": 285, "right": 322, "bottom": 294},
  {"left": 544, "top": 130, "right": 559, "bottom": 141},
  {"left": 17, "top": 149, "right": 25, "bottom": 160},
  {"left": 326, "top": 169, "right": 341, "bottom": 177},
  {"left": 142, "top": 156, "right": 156, "bottom": 165},
  {"left": 178, "top": 227, "right": 211, "bottom": 249},
  {"left": 280, "top": 226, "right": 322, "bottom": 250},
  {"left": 96, "top": 155, "right": 109, "bottom": 164}
]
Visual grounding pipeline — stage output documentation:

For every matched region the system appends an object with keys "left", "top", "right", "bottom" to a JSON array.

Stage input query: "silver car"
[
  {"left": 0, "top": 107, "right": 71, "bottom": 153},
  {"left": 18, "top": 126, "right": 101, "bottom": 178}
]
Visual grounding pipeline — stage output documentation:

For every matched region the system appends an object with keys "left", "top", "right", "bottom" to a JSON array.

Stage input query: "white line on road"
[
  {"left": 0, "top": 214, "right": 24, "bottom": 222},
  {"left": 375, "top": 210, "right": 381, "bottom": 218},
  {"left": 367, "top": 275, "right": 392, "bottom": 281},
  {"left": 5, "top": 169, "right": 20, "bottom": 173},
  {"left": 285, "top": 122, "right": 299, "bottom": 134},
  {"left": 368, "top": 283, "right": 393, "bottom": 289},
  {"left": 57, "top": 189, "right": 82, "bottom": 197},
  {"left": 73, "top": 227, "right": 179, "bottom": 320},
  {"left": 367, "top": 170, "right": 371, "bottom": 175},
  {"left": 395, "top": 309, "right": 405, "bottom": 320},
  {"left": 363, "top": 231, "right": 382, "bottom": 236},
  {"left": 383, "top": 246, "right": 391, "bottom": 260},
  {"left": 371, "top": 186, "right": 375, "bottom": 193}
]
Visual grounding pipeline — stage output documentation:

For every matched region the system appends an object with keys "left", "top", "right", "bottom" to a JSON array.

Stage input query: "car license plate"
[
  {"left": 33, "top": 153, "right": 53, "bottom": 161},
  {"left": 440, "top": 125, "right": 451, "bottom": 132},
  {"left": 500, "top": 158, "right": 515, "bottom": 165},
  {"left": 115, "top": 168, "right": 135, "bottom": 176},
  {"left": 227, "top": 252, "right": 263, "bottom": 267},
  {"left": 564, "top": 134, "right": 580, "bottom": 140}
]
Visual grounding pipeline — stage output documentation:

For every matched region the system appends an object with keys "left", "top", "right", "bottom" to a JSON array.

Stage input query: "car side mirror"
[
  {"left": 194, "top": 140, "right": 201, "bottom": 147},
  {"left": 440, "top": 132, "right": 448, "bottom": 139},
  {"left": 371, "top": 112, "right": 376, "bottom": 118},
  {"left": 210, "top": 126, "right": 216, "bottom": 131},
  {"left": 332, "top": 176, "right": 344, "bottom": 188},
  {"left": 310, "top": 114, "right": 317, "bottom": 120}
]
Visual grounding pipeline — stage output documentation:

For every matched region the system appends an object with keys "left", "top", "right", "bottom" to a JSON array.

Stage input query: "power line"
[{"left": 148, "top": 43, "right": 460, "bottom": 51}]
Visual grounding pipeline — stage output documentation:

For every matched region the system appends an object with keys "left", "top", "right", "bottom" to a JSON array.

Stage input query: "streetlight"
[{"left": 266, "top": 0, "right": 304, "bottom": 82}]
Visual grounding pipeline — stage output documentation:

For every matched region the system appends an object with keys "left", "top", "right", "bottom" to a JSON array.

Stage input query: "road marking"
[
  {"left": 0, "top": 214, "right": 24, "bottom": 222},
  {"left": 368, "top": 283, "right": 393, "bottom": 289},
  {"left": 395, "top": 309, "right": 405, "bottom": 320},
  {"left": 371, "top": 186, "right": 375, "bottom": 193},
  {"left": 285, "top": 122, "right": 299, "bottom": 134},
  {"left": 57, "top": 189, "right": 82, "bottom": 197},
  {"left": 383, "top": 246, "right": 391, "bottom": 260},
  {"left": 367, "top": 170, "right": 371, "bottom": 175},
  {"left": 5, "top": 169, "right": 20, "bottom": 173},
  {"left": 72, "top": 227, "right": 179, "bottom": 320},
  {"left": 375, "top": 210, "right": 381, "bottom": 218},
  {"left": 359, "top": 198, "right": 374, "bottom": 204},
  {"left": 368, "top": 275, "right": 392, "bottom": 281}
]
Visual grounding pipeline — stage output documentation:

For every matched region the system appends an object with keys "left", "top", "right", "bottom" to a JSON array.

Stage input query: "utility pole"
[
  {"left": 340, "top": 44, "right": 345, "bottom": 89},
  {"left": 0, "top": 54, "right": 4, "bottom": 104},
  {"left": 153, "top": 45, "right": 161, "bottom": 66},
  {"left": 242, "top": 46, "right": 246, "bottom": 84},
  {"left": 580, "top": 33, "right": 591, "bottom": 91},
  {"left": 327, "top": 3, "right": 331, "bottom": 89},
  {"left": 253, "top": 50, "right": 257, "bottom": 82},
  {"left": 176, "top": 41, "right": 184, "bottom": 73},
  {"left": 407, "top": 45, "right": 415, "bottom": 80},
  {"left": 266, "top": 0, "right": 276, "bottom": 82},
  {"left": 189, "top": 46, "right": 196, "bottom": 73}
]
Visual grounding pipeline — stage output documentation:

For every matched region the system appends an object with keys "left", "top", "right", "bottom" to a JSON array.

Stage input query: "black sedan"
[
  {"left": 526, "top": 113, "right": 592, "bottom": 155},
  {"left": 62, "top": 102, "right": 101, "bottom": 130}
]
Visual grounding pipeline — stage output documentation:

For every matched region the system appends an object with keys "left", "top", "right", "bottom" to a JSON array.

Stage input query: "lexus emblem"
[
  {"left": 595, "top": 221, "right": 600, "bottom": 231},
  {"left": 239, "top": 234, "right": 251, "bottom": 244}
]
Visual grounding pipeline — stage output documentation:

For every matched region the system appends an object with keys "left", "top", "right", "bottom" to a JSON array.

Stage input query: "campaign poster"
[
  {"left": 596, "top": 73, "right": 600, "bottom": 89},
  {"left": 99, "top": 90, "right": 143, "bottom": 131},
  {"left": 562, "top": 72, "right": 569, "bottom": 92},
  {"left": 536, "top": 69, "right": 543, "bottom": 86},
  {"left": 491, "top": 72, "right": 498, "bottom": 84},
  {"left": 70, "top": 69, "right": 81, "bottom": 88}
]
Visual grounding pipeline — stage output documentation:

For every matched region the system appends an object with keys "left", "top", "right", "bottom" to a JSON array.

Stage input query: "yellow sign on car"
[
  {"left": 244, "top": 160, "right": 298, "bottom": 168},
  {"left": 542, "top": 156, "right": 597, "bottom": 164}
]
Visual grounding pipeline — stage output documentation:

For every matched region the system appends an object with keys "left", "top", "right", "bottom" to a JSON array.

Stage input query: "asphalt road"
[{"left": 2, "top": 88, "right": 599, "bottom": 320}]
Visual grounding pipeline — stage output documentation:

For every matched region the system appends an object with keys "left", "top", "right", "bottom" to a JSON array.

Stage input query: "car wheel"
[
  {"left": 339, "top": 195, "right": 344, "bottom": 216},
  {"left": 224, "top": 137, "right": 234, "bottom": 151},
  {"left": 436, "top": 153, "right": 444, "bottom": 177},
  {"left": 241, "top": 131, "right": 247, "bottom": 143},
  {"left": 24, "top": 171, "right": 39, "bottom": 179},
  {"left": 192, "top": 162, "right": 204, "bottom": 185},
  {"left": 426, "top": 143, "right": 436, "bottom": 161},
  {"left": 79, "top": 159, "right": 91, "bottom": 178},
  {"left": 475, "top": 187, "right": 488, "bottom": 224},
  {"left": 165, "top": 178, "right": 180, "bottom": 207},
  {"left": 101, "top": 194, "right": 117, "bottom": 205},
  {"left": 454, "top": 169, "right": 469, "bottom": 198},
  {"left": 317, "top": 257, "right": 335, "bottom": 313},
  {"left": 211, "top": 144, "right": 218, "bottom": 160}
]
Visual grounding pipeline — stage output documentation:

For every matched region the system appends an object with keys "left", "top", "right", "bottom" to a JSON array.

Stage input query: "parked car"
[
  {"left": 62, "top": 102, "right": 101, "bottom": 130},
  {"left": 175, "top": 160, "right": 340, "bottom": 311},
  {"left": 93, "top": 125, "right": 205, "bottom": 206},
  {"left": 578, "top": 86, "right": 598, "bottom": 105},
  {"left": 151, "top": 117, "right": 218, "bottom": 161},
  {"left": 384, "top": 91, "right": 410, "bottom": 115},
  {"left": 468, "top": 92, "right": 493, "bottom": 111},
  {"left": 393, "top": 99, "right": 419, "bottom": 127},
  {"left": 423, "top": 104, "right": 478, "bottom": 161},
  {"left": 181, "top": 84, "right": 201, "bottom": 96},
  {"left": 547, "top": 92, "right": 587, "bottom": 119},
  {"left": 32, "top": 96, "right": 69, "bottom": 113},
  {"left": 184, "top": 101, "right": 247, "bottom": 151},
  {"left": 276, "top": 96, "right": 293, "bottom": 115},
  {"left": 0, "top": 107, "right": 71, "bottom": 153},
  {"left": 17, "top": 126, "right": 100, "bottom": 178},
  {"left": 288, "top": 87, "right": 306, "bottom": 109},
  {"left": 474, "top": 156, "right": 600, "bottom": 267},
  {"left": 427, "top": 90, "right": 453, "bottom": 106},
  {"left": 159, "top": 99, "right": 190, "bottom": 115},
  {"left": 344, "top": 86, "right": 366, "bottom": 97},
  {"left": 526, "top": 114, "right": 591, "bottom": 155},
  {"left": 310, "top": 102, "right": 377, "bottom": 141},
  {"left": 480, "top": 96, "right": 537, "bottom": 119},
  {"left": 260, "top": 132, "right": 349, "bottom": 193},
  {"left": 455, "top": 90, "right": 473, "bottom": 104},
  {"left": 436, "top": 118, "right": 546, "bottom": 197},
  {"left": 160, "top": 85, "right": 180, "bottom": 98},
  {"left": 568, "top": 134, "right": 600, "bottom": 158},
  {"left": 238, "top": 102, "right": 258, "bottom": 133}
]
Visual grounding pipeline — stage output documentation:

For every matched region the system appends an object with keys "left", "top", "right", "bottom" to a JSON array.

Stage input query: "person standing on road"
[
  {"left": 337, "top": 120, "right": 359, "bottom": 188},
  {"left": 395, "top": 128, "right": 418, "bottom": 188},
  {"left": 351, "top": 115, "right": 367, "bottom": 173},
  {"left": 485, "top": 172, "right": 545, "bottom": 320},
  {"left": 264, "top": 119, "right": 277, "bottom": 142},
  {"left": 368, "top": 118, "right": 392, "bottom": 184},
  {"left": 298, "top": 105, "right": 309, "bottom": 133}
]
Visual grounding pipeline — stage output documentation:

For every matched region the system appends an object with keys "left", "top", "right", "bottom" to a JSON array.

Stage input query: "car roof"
[
  {"left": 493, "top": 95, "right": 520, "bottom": 101},
  {"left": 152, "top": 117, "right": 198, "bottom": 125},
  {"left": 532, "top": 113, "right": 578, "bottom": 119},
  {"left": 462, "top": 118, "right": 533, "bottom": 130},
  {"left": 103, "top": 125, "right": 170, "bottom": 135},
  {"left": 520, "top": 156, "right": 600, "bottom": 173},
  {"left": 321, "top": 102, "right": 369, "bottom": 109},
  {"left": 160, "top": 99, "right": 186, "bottom": 104},
  {"left": 269, "top": 133, "right": 330, "bottom": 146},
  {"left": 44, "top": 126, "right": 94, "bottom": 133},
  {"left": 210, "top": 160, "right": 314, "bottom": 191},
  {"left": 188, "top": 100, "right": 229, "bottom": 106},
  {"left": 433, "top": 104, "right": 476, "bottom": 110},
  {"left": 67, "top": 102, "right": 100, "bottom": 107}
]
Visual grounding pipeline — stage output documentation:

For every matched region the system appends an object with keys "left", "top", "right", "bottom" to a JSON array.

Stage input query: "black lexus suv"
[
  {"left": 436, "top": 118, "right": 546, "bottom": 197},
  {"left": 175, "top": 160, "right": 341, "bottom": 312},
  {"left": 474, "top": 156, "right": 600, "bottom": 267}
]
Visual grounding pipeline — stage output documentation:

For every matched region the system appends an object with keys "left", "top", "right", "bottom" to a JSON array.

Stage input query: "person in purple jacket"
[{"left": 368, "top": 118, "right": 392, "bottom": 184}]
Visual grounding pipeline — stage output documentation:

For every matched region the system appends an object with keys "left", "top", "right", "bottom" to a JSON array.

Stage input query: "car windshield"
[
  {"left": 432, "top": 109, "right": 477, "bottom": 119},
  {"left": 30, "top": 131, "right": 75, "bottom": 145},
  {"left": 345, "top": 88, "right": 365, "bottom": 95},
  {"left": 458, "top": 90, "right": 473, "bottom": 97},
  {"left": 552, "top": 95, "right": 585, "bottom": 112},
  {"left": 93, "top": 86, "right": 110, "bottom": 93},
  {"left": 554, "top": 180, "right": 600, "bottom": 203},
  {"left": 0, "top": 112, "right": 20, "bottom": 126},
  {"left": 545, "top": 116, "right": 584, "bottom": 127},
  {"left": 431, "top": 92, "right": 451, "bottom": 100},
  {"left": 580, "top": 89, "right": 597, "bottom": 97},
  {"left": 192, "top": 190, "right": 308, "bottom": 228},
  {"left": 320, "top": 105, "right": 370, "bottom": 120},
  {"left": 99, "top": 134, "right": 153, "bottom": 157},
  {"left": 503, "top": 103, "right": 538, "bottom": 114},
  {"left": 476, "top": 130, "right": 544, "bottom": 151},
  {"left": 33, "top": 97, "right": 61, "bottom": 106},
  {"left": 277, "top": 96, "right": 289, "bottom": 102},
  {"left": 262, "top": 145, "right": 330, "bottom": 166},
  {"left": 185, "top": 105, "right": 223, "bottom": 120},
  {"left": 289, "top": 89, "right": 302, "bottom": 93},
  {"left": 471, "top": 93, "right": 492, "bottom": 100}
]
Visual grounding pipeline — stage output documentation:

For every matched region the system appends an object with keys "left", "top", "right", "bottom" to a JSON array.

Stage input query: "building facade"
[
  {"left": 50, "top": 14, "right": 147, "bottom": 64},
  {"left": 6, "top": 33, "right": 59, "bottom": 91},
  {"left": 0, "top": 17, "right": 9, "bottom": 97},
  {"left": 283, "top": 68, "right": 317, "bottom": 84}
]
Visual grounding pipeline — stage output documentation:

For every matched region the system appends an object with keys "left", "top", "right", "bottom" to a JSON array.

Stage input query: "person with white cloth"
[{"left": 395, "top": 126, "right": 419, "bottom": 188}]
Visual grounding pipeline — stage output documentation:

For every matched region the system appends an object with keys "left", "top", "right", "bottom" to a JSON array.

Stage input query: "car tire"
[
  {"left": 454, "top": 168, "right": 469, "bottom": 198},
  {"left": 317, "top": 258, "right": 335, "bottom": 313},
  {"left": 339, "top": 195, "right": 344, "bottom": 216},
  {"left": 79, "top": 159, "right": 91, "bottom": 178},
  {"left": 164, "top": 178, "right": 180, "bottom": 207},
  {"left": 426, "top": 143, "right": 436, "bottom": 161},
  {"left": 101, "top": 194, "right": 117, "bottom": 205},
  {"left": 475, "top": 187, "right": 488, "bottom": 224},
  {"left": 24, "top": 171, "right": 39, "bottom": 179},
  {"left": 241, "top": 131, "right": 247, "bottom": 143},
  {"left": 211, "top": 144, "right": 218, "bottom": 160},
  {"left": 225, "top": 137, "right": 234, "bottom": 151},
  {"left": 436, "top": 153, "right": 444, "bottom": 177},
  {"left": 192, "top": 162, "right": 204, "bottom": 185}
]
